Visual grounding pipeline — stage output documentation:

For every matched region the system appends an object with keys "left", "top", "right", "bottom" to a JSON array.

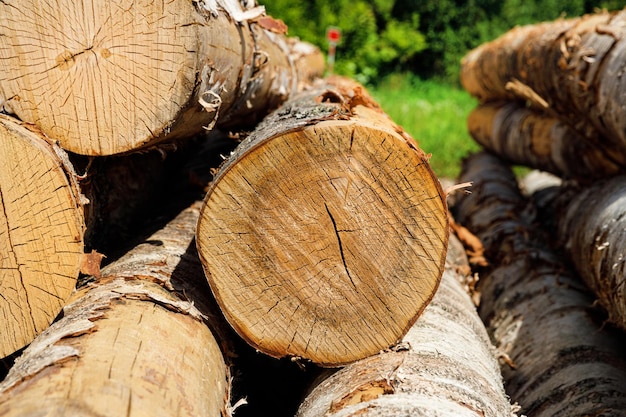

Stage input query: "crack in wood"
[{"left": 324, "top": 203, "right": 356, "bottom": 289}]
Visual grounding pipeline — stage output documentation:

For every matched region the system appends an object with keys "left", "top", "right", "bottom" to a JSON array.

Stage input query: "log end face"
[{"left": 197, "top": 121, "right": 448, "bottom": 366}]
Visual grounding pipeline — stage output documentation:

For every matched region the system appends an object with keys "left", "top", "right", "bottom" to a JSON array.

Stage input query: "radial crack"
[{"left": 324, "top": 203, "right": 356, "bottom": 288}]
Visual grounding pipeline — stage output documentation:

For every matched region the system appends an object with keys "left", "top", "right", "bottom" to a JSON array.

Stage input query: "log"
[
  {"left": 454, "top": 151, "right": 626, "bottom": 417},
  {"left": 467, "top": 101, "right": 624, "bottom": 180},
  {"left": 196, "top": 76, "right": 449, "bottom": 366},
  {"left": 296, "top": 234, "right": 517, "bottom": 417},
  {"left": 0, "top": 114, "right": 84, "bottom": 359},
  {"left": 461, "top": 9, "right": 626, "bottom": 156},
  {"left": 0, "top": 202, "right": 231, "bottom": 417},
  {"left": 531, "top": 174, "right": 626, "bottom": 331},
  {"left": 0, "top": 0, "right": 321, "bottom": 155}
]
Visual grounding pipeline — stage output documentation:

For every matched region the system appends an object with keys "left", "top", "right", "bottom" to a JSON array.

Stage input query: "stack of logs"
[
  {"left": 0, "top": 1, "right": 520, "bottom": 417},
  {"left": 455, "top": 7, "right": 626, "bottom": 417}
]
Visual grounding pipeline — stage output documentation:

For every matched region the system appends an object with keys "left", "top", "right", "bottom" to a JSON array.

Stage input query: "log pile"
[
  {"left": 0, "top": 1, "right": 489, "bottom": 416},
  {"left": 455, "top": 7, "right": 626, "bottom": 417}
]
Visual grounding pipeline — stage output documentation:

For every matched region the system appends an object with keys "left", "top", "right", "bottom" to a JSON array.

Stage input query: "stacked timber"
[
  {"left": 0, "top": 1, "right": 478, "bottom": 416},
  {"left": 454, "top": 8, "right": 626, "bottom": 416}
]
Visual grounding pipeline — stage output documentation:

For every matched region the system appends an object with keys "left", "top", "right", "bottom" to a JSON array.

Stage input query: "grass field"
[{"left": 368, "top": 74, "right": 480, "bottom": 180}]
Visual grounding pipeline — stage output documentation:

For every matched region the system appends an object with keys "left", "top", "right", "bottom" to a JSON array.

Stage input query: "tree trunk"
[
  {"left": 454, "top": 151, "right": 626, "bottom": 417},
  {"left": 0, "top": 114, "right": 84, "bottom": 359},
  {"left": 467, "top": 101, "right": 624, "bottom": 180},
  {"left": 0, "top": 0, "right": 322, "bottom": 156},
  {"left": 461, "top": 9, "right": 626, "bottom": 156},
  {"left": 196, "top": 76, "right": 449, "bottom": 366},
  {"left": 531, "top": 175, "right": 626, "bottom": 332},
  {"left": 0, "top": 201, "right": 231, "bottom": 417},
  {"left": 296, "top": 234, "right": 517, "bottom": 417}
]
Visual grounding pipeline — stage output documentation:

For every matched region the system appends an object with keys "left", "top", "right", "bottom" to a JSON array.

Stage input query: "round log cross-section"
[
  {"left": 196, "top": 78, "right": 448, "bottom": 366},
  {"left": 0, "top": 115, "right": 83, "bottom": 358}
]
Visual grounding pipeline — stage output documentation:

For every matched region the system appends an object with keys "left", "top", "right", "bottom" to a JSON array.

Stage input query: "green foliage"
[{"left": 262, "top": 0, "right": 625, "bottom": 85}]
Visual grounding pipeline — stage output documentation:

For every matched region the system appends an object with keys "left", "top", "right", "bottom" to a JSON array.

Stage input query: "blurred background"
[{"left": 262, "top": 0, "right": 624, "bottom": 178}]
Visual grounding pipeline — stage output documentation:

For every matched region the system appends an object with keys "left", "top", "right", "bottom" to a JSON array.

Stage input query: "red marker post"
[{"left": 326, "top": 26, "right": 341, "bottom": 74}]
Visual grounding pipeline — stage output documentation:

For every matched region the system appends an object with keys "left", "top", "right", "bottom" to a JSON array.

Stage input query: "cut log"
[
  {"left": 0, "top": 114, "right": 84, "bottom": 359},
  {"left": 454, "top": 152, "right": 626, "bottom": 417},
  {"left": 461, "top": 9, "right": 626, "bottom": 155},
  {"left": 531, "top": 175, "right": 626, "bottom": 331},
  {"left": 467, "top": 101, "right": 624, "bottom": 179},
  {"left": 296, "top": 234, "right": 517, "bottom": 417},
  {"left": 0, "top": 0, "right": 321, "bottom": 155},
  {"left": 0, "top": 202, "right": 231, "bottom": 417},
  {"left": 196, "top": 76, "right": 448, "bottom": 366}
]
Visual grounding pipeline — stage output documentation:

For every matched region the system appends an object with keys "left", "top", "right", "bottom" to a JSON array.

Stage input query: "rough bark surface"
[
  {"left": 296, "top": 234, "right": 516, "bottom": 417},
  {"left": 0, "top": 114, "right": 83, "bottom": 359},
  {"left": 0, "top": 0, "right": 319, "bottom": 155},
  {"left": 0, "top": 202, "right": 231, "bottom": 417},
  {"left": 461, "top": 9, "right": 626, "bottom": 157},
  {"left": 454, "top": 152, "right": 626, "bottom": 417},
  {"left": 467, "top": 101, "right": 624, "bottom": 180},
  {"left": 196, "top": 76, "right": 448, "bottom": 366},
  {"left": 532, "top": 175, "right": 626, "bottom": 331}
]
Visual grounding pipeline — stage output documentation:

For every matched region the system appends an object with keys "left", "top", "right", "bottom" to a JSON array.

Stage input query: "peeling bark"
[
  {"left": 196, "top": 76, "right": 448, "bottom": 366},
  {"left": 296, "top": 234, "right": 517, "bottom": 417},
  {"left": 0, "top": 202, "right": 231, "bottom": 417},
  {"left": 454, "top": 152, "right": 626, "bottom": 417},
  {"left": 461, "top": 9, "right": 626, "bottom": 158}
]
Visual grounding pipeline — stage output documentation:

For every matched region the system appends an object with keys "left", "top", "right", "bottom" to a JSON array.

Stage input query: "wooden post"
[{"left": 196, "top": 76, "right": 449, "bottom": 366}]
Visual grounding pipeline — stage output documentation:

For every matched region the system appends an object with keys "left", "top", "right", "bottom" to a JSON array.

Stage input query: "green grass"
[{"left": 368, "top": 74, "right": 480, "bottom": 179}]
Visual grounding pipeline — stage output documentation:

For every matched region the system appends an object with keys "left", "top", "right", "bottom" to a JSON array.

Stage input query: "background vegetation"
[{"left": 262, "top": 1, "right": 625, "bottom": 178}]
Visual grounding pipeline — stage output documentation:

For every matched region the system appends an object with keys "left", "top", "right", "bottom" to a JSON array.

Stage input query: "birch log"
[
  {"left": 454, "top": 152, "right": 626, "bottom": 417},
  {"left": 196, "top": 76, "right": 448, "bottom": 366},
  {"left": 532, "top": 175, "right": 626, "bottom": 331},
  {"left": 467, "top": 101, "right": 624, "bottom": 179},
  {"left": 461, "top": 9, "right": 626, "bottom": 155},
  {"left": 296, "top": 234, "right": 517, "bottom": 417},
  {"left": 0, "top": 114, "right": 83, "bottom": 359},
  {"left": 0, "top": 202, "right": 231, "bottom": 417},
  {"left": 0, "top": 0, "right": 320, "bottom": 155}
]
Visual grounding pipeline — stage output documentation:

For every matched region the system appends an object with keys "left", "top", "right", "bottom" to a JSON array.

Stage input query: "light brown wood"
[
  {"left": 0, "top": 0, "right": 315, "bottom": 155},
  {"left": 0, "top": 202, "right": 230, "bottom": 417},
  {"left": 0, "top": 114, "right": 83, "bottom": 359},
  {"left": 296, "top": 235, "right": 517, "bottom": 417},
  {"left": 454, "top": 152, "right": 626, "bottom": 416},
  {"left": 197, "top": 77, "right": 448, "bottom": 366}
]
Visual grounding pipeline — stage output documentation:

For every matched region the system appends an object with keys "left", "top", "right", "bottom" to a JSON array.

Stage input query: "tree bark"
[
  {"left": 196, "top": 76, "right": 449, "bottom": 366},
  {"left": 467, "top": 101, "right": 624, "bottom": 180},
  {"left": 0, "top": 202, "right": 231, "bottom": 417},
  {"left": 454, "top": 151, "right": 626, "bottom": 417},
  {"left": 0, "top": 0, "right": 321, "bottom": 156},
  {"left": 461, "top": 9, "right": 626, "bottom": 156},
  {"left": 531, "top": 174, "right": 626, "bottom": 332},
  {"left": 0, "top": 114, "right": 84, "bottom": 359},
  {"left": 296, "top": 234, "right": 517, "bottom": 417}
]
